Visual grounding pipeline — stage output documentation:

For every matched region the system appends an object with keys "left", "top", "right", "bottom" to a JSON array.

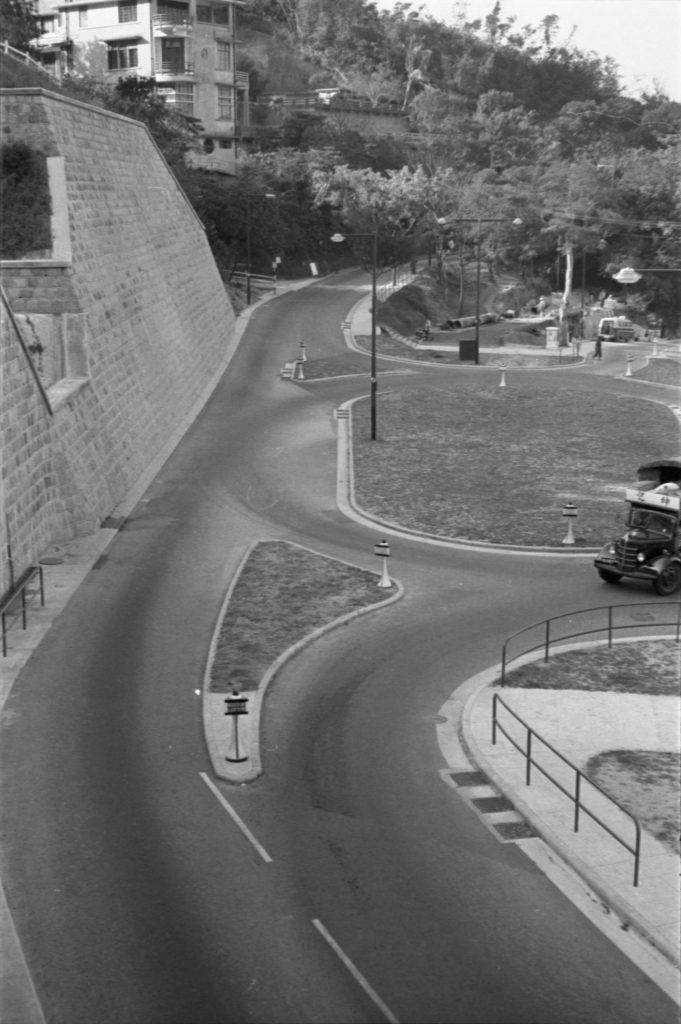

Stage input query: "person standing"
[{"left": 594, "top": 337, "right": 602, "bottom": 359}]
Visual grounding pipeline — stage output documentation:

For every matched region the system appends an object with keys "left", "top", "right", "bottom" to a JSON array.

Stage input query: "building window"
[
  {"left": 196, "top": 4, "right": 230, "bottom": 25},
  {"left": 118, "top": 2, "right": 138, "bottom": 23},
  {"left": 172, "top": 82, "right": 194, "bottom": 114},
  {"left": 216, "top": 85, "right": 233, "bottom": 120},
  {"left": 216, "top": 41, "right": 231, "bottom": 71},
  {"left": 107, "top": 41, "right": 139, "bottom": 70}
]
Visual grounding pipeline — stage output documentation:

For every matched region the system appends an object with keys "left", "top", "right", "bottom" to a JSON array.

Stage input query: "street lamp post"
[
  {"left": 438, "top": 216, "right": 522, "bottom": 365},
  {"left": 331, "top": 230, "right": 378, "bottom": 440}
]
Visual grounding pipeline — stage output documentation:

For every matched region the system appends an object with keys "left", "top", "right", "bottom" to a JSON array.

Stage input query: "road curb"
[
  {"left": 455, "top": 647, "right": 680, "bottom": 969},
  {"left": 202, "top": 539, "right": 405, "bottom": 783}
]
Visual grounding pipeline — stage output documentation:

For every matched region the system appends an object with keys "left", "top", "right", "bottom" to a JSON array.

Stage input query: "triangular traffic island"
[{"left": 202, "top": 539, "right": 403, "bottom": 782}]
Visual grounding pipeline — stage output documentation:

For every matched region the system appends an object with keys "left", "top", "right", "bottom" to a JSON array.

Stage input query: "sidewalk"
[{"left": 437, "top": 669, "right": 680, "bottom": 971}]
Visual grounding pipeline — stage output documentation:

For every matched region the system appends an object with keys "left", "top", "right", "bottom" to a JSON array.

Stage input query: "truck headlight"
[{"left": 636, "top": 551, "right": 645, "bottom": 562}]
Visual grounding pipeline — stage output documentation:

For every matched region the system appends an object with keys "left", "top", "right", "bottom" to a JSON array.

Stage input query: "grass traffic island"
[
  {"left": 209, "top": 540, "right": 396, "bottom": 694},
  {"left": 503, "top": 640, "right": 681, "bottom": 855},
  {"left": 350, "top": 382, "right": 673, "bottom": 547}
]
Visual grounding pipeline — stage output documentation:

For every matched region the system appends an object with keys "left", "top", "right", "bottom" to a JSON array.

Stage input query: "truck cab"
[{"left": 595, "top": 483, "right": 681, "bottom": 595}]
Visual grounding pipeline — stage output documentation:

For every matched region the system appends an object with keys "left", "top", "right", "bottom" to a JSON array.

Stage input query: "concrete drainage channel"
[{"left": 443, "top": 769, "right": 539, "bottom": 843}]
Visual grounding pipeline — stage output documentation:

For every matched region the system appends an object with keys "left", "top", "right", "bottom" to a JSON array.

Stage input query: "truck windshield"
[{"left": 628, "top": 509, "right": 675, "bottom": 537}]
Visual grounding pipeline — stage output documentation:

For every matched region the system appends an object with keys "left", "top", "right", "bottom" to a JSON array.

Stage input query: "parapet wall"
[{"left": 0, "top": 88, "right": 237, "bottom": 592}]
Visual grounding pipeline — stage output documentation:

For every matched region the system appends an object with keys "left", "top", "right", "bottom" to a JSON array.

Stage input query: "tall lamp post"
[{"left": 331, "top": 230, "right": 379, "bottom": 440}]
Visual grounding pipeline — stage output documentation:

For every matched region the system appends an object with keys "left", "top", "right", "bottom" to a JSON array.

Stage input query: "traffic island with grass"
[{"left": 350, "top": 383, "right": 673, "bottom": 547}]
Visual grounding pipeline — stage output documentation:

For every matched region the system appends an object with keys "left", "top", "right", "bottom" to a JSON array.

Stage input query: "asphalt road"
[{"left": 0, "top": 272, "right": 676, "bottom": 1023}]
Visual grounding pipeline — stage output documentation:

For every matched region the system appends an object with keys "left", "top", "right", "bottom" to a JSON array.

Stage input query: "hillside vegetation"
[{"left": 2, "top": 1, "right": 680, "bottom": 327}]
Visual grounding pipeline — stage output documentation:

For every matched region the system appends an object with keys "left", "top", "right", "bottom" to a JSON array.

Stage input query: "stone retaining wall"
[{"left": 0, "top": 88, "right": 237, "bottom": 593}]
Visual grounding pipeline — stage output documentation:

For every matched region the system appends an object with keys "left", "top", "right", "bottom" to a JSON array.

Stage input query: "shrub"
[{"left": 0, "top": 142, "right": 52, "bottom": 258}]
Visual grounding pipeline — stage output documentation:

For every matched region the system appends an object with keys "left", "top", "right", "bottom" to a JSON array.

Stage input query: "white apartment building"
[{"left": 32, "top": 0, "right": 247, "bottom": 173}]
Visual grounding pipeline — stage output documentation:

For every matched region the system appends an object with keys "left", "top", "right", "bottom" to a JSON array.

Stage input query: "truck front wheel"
[
  {"left": 653, "top": 561, "right": 681, "bottom": 596},
  {"left": 598, "top": 568, "right": 622, "bottom": 584}
]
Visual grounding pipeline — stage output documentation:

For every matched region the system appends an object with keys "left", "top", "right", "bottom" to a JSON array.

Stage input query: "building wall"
[
  {"left": 0, "top": 87, "right": 237, "bottom": 593},
  {"left": 34, "top": 0, "right": 241, "bottom": 174}
]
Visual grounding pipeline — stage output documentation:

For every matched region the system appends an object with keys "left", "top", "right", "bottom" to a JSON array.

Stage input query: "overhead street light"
[{"left": 331, "top": 230, "right": 379, "bottom": 440}]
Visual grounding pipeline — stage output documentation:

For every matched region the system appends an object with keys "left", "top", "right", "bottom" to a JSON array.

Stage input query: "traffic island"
[{"left": 202, "top": 539, "right": 403, "bottom": 782}]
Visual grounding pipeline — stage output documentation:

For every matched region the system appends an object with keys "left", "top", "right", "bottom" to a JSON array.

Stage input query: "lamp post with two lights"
[{"left": 437, "top": 216, "right": 522, "bottom": 364}]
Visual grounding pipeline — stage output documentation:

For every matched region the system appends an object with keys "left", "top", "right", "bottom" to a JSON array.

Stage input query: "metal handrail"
[
  {"left": 492, "top": 692, "right": 642, "bottom": 885},
  {"left": 501, "top": 601, "right": 681, "bottom": 684}
]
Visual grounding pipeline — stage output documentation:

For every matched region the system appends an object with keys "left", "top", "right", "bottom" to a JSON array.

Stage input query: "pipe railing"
[
  {"left": 492, "top": 693, "right": 642, "bottom": 885},
  {"left": 501, "top": 601, "right": 681, "bottom": 685}
]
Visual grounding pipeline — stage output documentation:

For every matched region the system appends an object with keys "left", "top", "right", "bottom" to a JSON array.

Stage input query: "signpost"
[{"left": 224, "top": 690, "right": 249, "bottom": 763}]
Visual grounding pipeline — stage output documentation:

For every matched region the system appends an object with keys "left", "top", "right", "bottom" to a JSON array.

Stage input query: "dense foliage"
[
  {"left": 0, "top": 142, "right": 52, "bottom": 258},
  {"left": 0, "top": 0, "right": 41, "bottom": 51},
  {"left": 233, "top": 0, "right": 680, "bottom": 326}
]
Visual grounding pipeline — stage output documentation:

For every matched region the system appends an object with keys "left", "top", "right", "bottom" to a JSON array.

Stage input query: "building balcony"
[
  {"left": 153, "top": 62, "right": 194, "bottom": 78},
  {"left": 151, "top": 14, "right": 193, "bottom": 36}
]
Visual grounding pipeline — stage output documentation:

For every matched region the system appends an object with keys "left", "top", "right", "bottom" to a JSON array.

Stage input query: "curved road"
[{"left": 1, "top": 272, "right": 676, "bottom": 1023}]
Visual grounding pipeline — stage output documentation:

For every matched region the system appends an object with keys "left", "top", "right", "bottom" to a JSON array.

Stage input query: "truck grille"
[{"left": 615, "top": 539, "right": 639, "bottom": 572}]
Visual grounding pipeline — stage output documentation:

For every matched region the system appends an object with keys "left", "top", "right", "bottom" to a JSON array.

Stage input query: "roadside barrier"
[
  {"left": 492, "top": 692, "right": 642, "bottom": 885},
  {"left": 1, "top": 565, "right": 45, "bottom": 656},
  {"left": 500, "top": 601, "right": 681, "bottom": 684}
]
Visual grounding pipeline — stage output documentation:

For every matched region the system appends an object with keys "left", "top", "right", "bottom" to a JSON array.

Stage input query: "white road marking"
[
  {"left": 312, "top": 918, "right": 399, "bottom": 1024},
  {"left": 199, "top": 772, "right": 273, "bottom": 864}
]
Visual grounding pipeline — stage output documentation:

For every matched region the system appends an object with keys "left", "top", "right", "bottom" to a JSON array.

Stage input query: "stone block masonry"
[{"left": 0, "top": 88, "right": 237, "bottom": 592}]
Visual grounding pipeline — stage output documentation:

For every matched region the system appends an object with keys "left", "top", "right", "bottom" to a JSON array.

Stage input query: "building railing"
[
  {"left": 1, "top": 40, "right": 52, "bottom": 73},
  {"left": 154, "top": 62, "right": 194, "bottom": 76},
  {"left": 492, "top": 692, "right": 643, "bottom": 885},
  {"left": 501, "top": 601, "right": 681, "bottom": 684},
  {"left": 152, "top": 12, "right": 192, "bottom": 27}
]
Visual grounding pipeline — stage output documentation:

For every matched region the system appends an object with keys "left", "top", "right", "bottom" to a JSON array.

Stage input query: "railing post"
[
  {"left": 633, "top": 821, "right": 641, "bottom": 887},
  {"left": 492, "top": 693, "right": 498, "bottom": 744},
  {"left": 544, "top": 618, "right": 550, "bottom": 662},
  {"left": 501, "top": 643, "right": 507, "bottom": 686},
  {"left": 525, "top": 729, "right": 532, "bottom": 785},
  {"left": 574, "top": 772, "right": 581, "bottom": 832},
  {"left": 608, "top": 605, "right": 613, "bottom": 648}
]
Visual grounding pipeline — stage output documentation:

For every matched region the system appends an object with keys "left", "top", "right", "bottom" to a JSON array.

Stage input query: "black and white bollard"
[
  {"left": 625, "top": 354, "right": 633, "bottom": 377},
  {"left": 562, "top": 502, "right": 578, "bottom": 545},
  {"left": 294, "top": 358, "right": 305, "bottom": 380},
  {"left": 374, "top": 539, "right": 392, "bottom": 588},
  {"left": 299, "top": 341, "right": 307, "bottom": 362},
  {"left": 498, "top": 362, "right": 507, "bottom": 388},
  {"left": 225, "top": 689, "right": 249, "bottom": 763}
]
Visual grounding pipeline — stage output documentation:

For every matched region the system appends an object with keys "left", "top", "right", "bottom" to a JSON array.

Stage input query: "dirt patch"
[
  {"left": 586, "top": 750, "right": 681, "bottom": 854},
  {"left": 209, "top": 541, "right": 388, "bottom": 692}
]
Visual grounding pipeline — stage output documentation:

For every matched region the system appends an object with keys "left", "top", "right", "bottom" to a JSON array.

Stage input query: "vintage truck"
[
  {"left": 594, "top": 460, "right": 681, "bottom": 595},
  {"left": 597, "top": 316, "right": 637, "bottom": 343}
]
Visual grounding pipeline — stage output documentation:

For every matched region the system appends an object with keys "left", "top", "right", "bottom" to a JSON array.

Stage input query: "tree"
[{"left": 0, "top": 0, "right": 41, "bottom": 50}]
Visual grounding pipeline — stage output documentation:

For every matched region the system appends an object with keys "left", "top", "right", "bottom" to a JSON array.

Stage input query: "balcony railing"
[
  {"left": 152, "top": 11, "right": 191, "bottom": 26},
  {"left": 154, "top": 62, "right": 194, "bottom": 76}
]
